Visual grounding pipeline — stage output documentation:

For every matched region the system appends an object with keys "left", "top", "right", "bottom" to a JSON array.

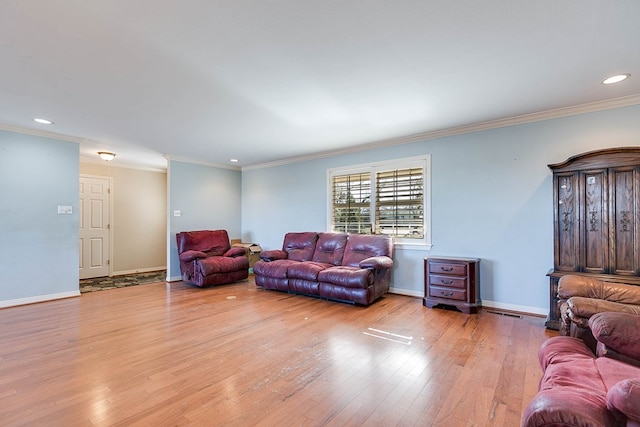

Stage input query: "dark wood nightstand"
[{"left": 423, "top": 257, "right": 481, "bottom": 314}]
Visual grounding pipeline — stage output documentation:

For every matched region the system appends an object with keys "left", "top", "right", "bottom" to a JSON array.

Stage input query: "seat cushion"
[
  {"left": 318, "top": 266, "right": 373, "bottom": 289},
  {"left": 288, "top": 262, "right": 332, "bottom": 281}
]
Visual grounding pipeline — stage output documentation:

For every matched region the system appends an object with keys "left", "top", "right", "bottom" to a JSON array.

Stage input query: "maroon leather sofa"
[
  {"left": 253, "top": 232, "right": 394, "bottom": 305},
  {"left": 176, "top": 230, "right": 249, "bottom": 287},
  {"left": 522, "top": 311, "right": 640, "bottom": 427}
]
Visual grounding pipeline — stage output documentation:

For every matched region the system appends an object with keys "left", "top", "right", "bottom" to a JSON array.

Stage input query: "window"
[{"left": 328, "top": 156, "right": 430, "bottom": 247}]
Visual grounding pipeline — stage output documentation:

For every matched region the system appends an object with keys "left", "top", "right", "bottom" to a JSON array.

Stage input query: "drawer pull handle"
[
  {"left": 440, "top": 267, "right": 454, "bottom": 272},
  {"left": 441, "top": 280, "right": 454, "bottom": 285},
  {"left": 441, "top": 291, "right": 454, "bottom": 297}
]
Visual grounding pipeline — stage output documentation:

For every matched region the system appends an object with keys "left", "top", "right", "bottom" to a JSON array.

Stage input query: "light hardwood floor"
[{"left": 0, "top": 278, "right": 557, "bottom": 426}]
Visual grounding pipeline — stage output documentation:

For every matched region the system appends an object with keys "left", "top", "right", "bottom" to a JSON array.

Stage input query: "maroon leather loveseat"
[
  {"left": 253, "top": 232, "right": 393, "bottom": 305},
  {"left": 522, "top": 311, "right": 640, "bottom": 427},
  {"left": 176, "top": 230, "right": 249, "bottom": 287}
]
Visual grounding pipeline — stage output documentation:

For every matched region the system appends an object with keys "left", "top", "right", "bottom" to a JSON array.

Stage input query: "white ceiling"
[{"left": 1, "top": 1, "right": 639, "bottom": 170}]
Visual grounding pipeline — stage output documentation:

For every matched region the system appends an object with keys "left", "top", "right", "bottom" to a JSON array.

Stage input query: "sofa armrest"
[
  {"left": 359, "top": 256, "right": 393, "bottom": 270},
  {"left": 224, "top": 247, "right": 247, "bottom": 258},
  {"left": 259, "top": 249, "right": 288, "bottom": 262},
  {"left": 179, "top": 250, "right": 208, "bottom": 262},
  {"left": 589, "top": 312, "right": 640, "bottom": 361},
  {"left": 568, "top": 297, "right": 640, "bottom": 321},
  {"left": 607, "top": 379, "right": 640, "bottom": 424}
]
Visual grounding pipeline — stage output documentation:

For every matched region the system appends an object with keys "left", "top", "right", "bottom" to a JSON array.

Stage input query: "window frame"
[{"left": 327, "top": 155, "right": 431, "bottom": 249}]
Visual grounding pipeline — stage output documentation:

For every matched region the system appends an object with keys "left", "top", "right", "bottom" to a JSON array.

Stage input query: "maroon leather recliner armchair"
[{"left": 176, "top": 230, "right": 249, "bottom": 287}]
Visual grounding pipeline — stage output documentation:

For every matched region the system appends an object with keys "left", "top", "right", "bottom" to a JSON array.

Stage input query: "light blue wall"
[
  {"left": 0, "top": 130, "right": 79, "bottom": 305},
  {"left": 2, "top": 105, "right": 639, "bottom": 311},
  {"left": 167, "top": 160, "right": 242, "bottom": 280},
  {"left": 241, "top": 104, "right": 640, "bottom": 314}
]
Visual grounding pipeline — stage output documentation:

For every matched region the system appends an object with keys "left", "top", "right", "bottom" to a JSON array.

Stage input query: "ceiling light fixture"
[
  {"left": 230, "top": 158, "right": 239, "bottom": 163},
  {"left": 602, "top": 74, "right": 630, "bottom": 85},
  {"left": 33, "top": 118, "right": 54, "bottom": 124},
  {"left": 98, "top": 151, "right": 116, "bottom": 161}
]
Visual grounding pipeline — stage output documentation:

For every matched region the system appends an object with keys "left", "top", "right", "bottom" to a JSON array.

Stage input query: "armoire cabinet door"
[
  {"left": 580, "top": 169, "right": 608, "bottom": 274},
  {"left": 609, "top": 166, "right": 640, "bottom": 275},
  {"left": 555, "top": 173, "right": 579, "bottom": 271}
]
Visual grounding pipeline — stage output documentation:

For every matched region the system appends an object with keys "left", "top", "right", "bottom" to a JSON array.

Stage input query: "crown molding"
[
  {"left": 165, "top": 155, "right": 242, "bottom": 171},
  {"left": 242, "top": 94, "right": 640, "bottom": 171},
  {"left": 4, "top": 94, "right": 640, "bottom": 173},
  {"left": 79, "top": 156, "right": 167, "bottom": 173},
  {"left": 0, "top": 122, "right": 84, "bottom": 144}
]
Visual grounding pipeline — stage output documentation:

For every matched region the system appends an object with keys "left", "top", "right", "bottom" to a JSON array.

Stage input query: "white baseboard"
[
  {"left": 167, "top": 275, "right": 182, "bottom": 282},
  {"left": 0, "top": 291, "right": 80, "bottom": 309},
  {"left": 481, "top": 300, "right": 548, "bottom": 316},
  {"left": 389, "top": 287, "right": 423, "bottom": 298},
  {"left": 387, "top": 289, "right": 548, "bottom": 317},
  {"left": 111, "top": 266, "right": 166, "bottom": 276}
]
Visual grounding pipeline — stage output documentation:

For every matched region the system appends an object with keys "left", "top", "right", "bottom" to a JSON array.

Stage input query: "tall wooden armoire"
[{"left": 546, "top": 147, "right": 640, "bottom": 329}]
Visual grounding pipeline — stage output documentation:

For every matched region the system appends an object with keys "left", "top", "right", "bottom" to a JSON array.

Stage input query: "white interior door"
[{"left": 79, "top": 175, "right": 111, "bottom": 279}]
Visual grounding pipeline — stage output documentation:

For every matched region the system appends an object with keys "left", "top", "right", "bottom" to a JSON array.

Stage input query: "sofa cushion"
[
  {"left": 590, "top": 312, "right": 640, "bottom": 361},
  {"left": 558, "top": 275, "right": 640, "bottom": 305},
  {"left": 288, "top": 262, "right": 333, "bottom": 281},
  {"left": 341, "top": 234, "right": 391, "bottom": 267},
  {"left": 259, "top": 249, "right": 288, "bottom": 261},
  {"left": 177, "top": 229, "right": 231, "bottom": 256},
  {"left": 318, "top": 266, "right": 373, "bottom": 289},
  {"left": 282, "top": 232, "right": 318, "bottom": 262},
  {"left": 569, "top": 297, "right": 640, "bottom": 320},
  {"left": 224, "top": 247, "right": 248, "bottom": 257},
  {"left": 311, "top": 232, "right": 348, "bottom": 265}
]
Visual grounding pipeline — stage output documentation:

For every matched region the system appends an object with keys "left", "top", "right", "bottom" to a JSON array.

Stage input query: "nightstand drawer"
[
  {"left": 428, "top": 261, "right": 467, "bottom": 276},
  {"left": 428, "top": 274, "right": 467, "bottom": 289},
  {"left": 429, "top": 286, "right": 467, "bottom": 301}
]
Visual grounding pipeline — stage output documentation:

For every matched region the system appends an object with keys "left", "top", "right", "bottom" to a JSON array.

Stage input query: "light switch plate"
[
  {"left": 58, "top": 205, "right": 73, "bottom": 214},
  {"left": 173, "top": 210, "right": 181, "bottom": 217}
]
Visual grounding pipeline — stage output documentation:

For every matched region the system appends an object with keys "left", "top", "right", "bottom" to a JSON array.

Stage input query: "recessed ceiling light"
[
  {"left": 230, "top": 158, "right": 239, "bottom": 163},
  {"left": 602, "top": 74, "right": 630, "bottom": 85},
  {"left": 33, "top": 118, "right": 54, "bottom": 124}
]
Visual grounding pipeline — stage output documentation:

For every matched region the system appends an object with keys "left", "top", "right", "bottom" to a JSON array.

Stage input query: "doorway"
[{"left": 79, "top": 175, "right": 112, "bottom": 279}]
